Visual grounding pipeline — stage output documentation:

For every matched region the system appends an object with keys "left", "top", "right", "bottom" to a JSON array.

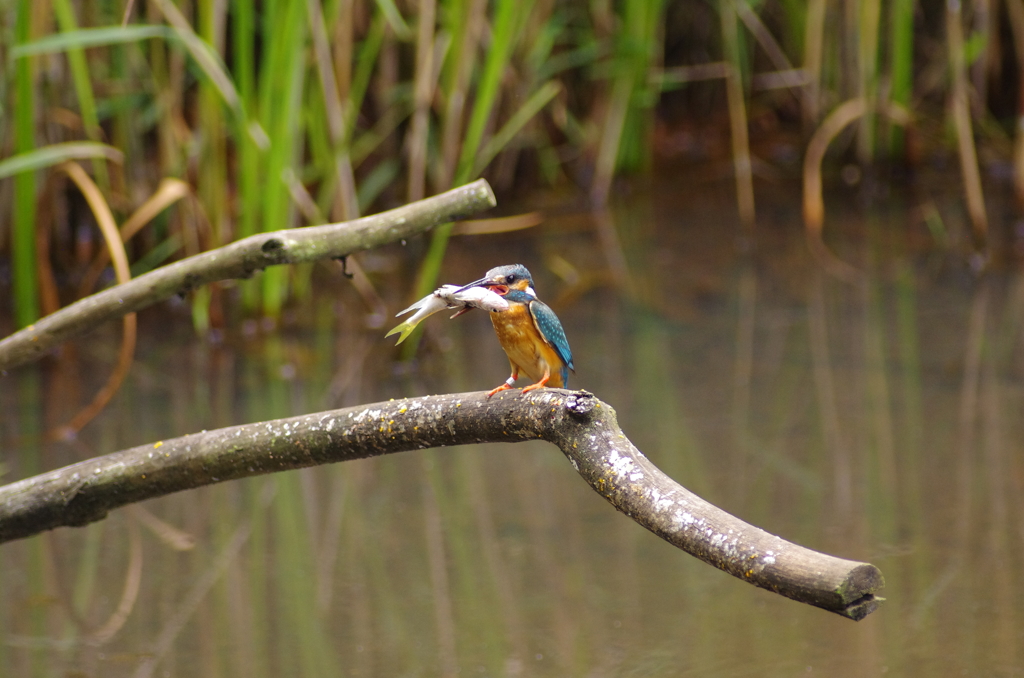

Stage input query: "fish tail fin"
[{"left": 385, "top": 320, "right": 415, "bottom": 345}]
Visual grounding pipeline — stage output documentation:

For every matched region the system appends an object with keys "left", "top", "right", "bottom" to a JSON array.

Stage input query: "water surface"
[{"left": 2, "top": 175, "right": 1023, "bottom": 676}]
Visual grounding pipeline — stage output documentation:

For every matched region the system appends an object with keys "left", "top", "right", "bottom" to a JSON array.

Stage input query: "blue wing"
[{"left": 528, "top": 299, "right": 574, "bottom": 384}]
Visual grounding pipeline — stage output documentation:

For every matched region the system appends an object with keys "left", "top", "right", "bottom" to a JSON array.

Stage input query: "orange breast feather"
[{"left": 489, "top": 304, "right": 565, "bottom": 387}]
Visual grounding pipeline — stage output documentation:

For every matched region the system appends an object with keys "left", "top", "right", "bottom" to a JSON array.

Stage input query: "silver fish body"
[
  {"left": 434, "top": 285, "right": 508, "bottom": 314},
  {"left": 386, "top": 285, "right": 508, "bottom": 344}
]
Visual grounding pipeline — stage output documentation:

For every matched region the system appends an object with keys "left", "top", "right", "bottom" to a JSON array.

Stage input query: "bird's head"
[{"left": 460, "top": 264, "right": 536, "bottom": 298}]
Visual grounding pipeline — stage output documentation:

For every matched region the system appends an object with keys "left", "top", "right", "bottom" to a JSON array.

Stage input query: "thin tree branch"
[
  {"left": 0, "top": 179, "right": 496, "bottom": 371},
  {"left": 0, "top": 389, "right": 884, "bottom": 621}
]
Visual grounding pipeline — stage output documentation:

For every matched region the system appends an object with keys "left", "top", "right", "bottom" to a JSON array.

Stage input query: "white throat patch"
[{"left": 525, "top": 286, "right": 537, "bottom": 298}]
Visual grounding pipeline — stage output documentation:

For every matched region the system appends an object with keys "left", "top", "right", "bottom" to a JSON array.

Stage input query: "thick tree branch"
[
  {"left": 0, "top": 179, "right": 496, "bottom": 371},
  {"left": 0, "top": 389, "right": 884, "bottom": 620}
]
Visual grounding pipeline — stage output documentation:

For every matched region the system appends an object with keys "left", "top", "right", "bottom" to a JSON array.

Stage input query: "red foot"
[
  {"left": 520, "top": 375, "right": 550, "bottom": 394},
  {"left": 486, "top": 383, "right": 513, "bottom": 397}
]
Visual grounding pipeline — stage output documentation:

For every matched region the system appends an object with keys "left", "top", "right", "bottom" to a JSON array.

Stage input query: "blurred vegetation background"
[
  {"left": 1, "top": 0, "right": 1023, "bottom": 330},
  {"left": 4, "top": 6, "right": 1024, "bottom": 672}
]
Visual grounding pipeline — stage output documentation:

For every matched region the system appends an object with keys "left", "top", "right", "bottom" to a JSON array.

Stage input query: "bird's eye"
[{"left": 506, "top": 274, "right": 516, "bottom": 283}]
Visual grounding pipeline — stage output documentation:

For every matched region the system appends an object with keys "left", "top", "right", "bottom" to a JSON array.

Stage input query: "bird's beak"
[
  {"left": 456, "top": 277, "right": 491, "bottom": 292},
  {"left": 457, "top": 277, "right": 510, "bottom": 296}
]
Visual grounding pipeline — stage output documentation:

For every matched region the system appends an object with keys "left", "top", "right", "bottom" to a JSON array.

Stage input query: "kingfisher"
[{"left": 461, "top": 264, "right": 574, "bottom": 397}]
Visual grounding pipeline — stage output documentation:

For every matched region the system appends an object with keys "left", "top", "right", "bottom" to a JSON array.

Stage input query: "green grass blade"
[
  {"left": 152, "top": 0, "right": 236, "bottom": 110},
  {"left": 358, "top": 157, "right": 402, "bottom": 212},
  {"left": 52, "top": 0, "right": 109, "bottom": 190},
  {"left": 13, "top": 0, "right": 40, "bottom": 327},
  {"left": 347, "top": 12, "right": 387, "bottom": 144},
  {"left": 232, "top": 0, "right": 259, "bottom": 245},
  {"left": 453, "top": 0, "right": 525, "bottom": 187},
  {"left": 372, "top": 0, "right": 413, "bottom": 41},
  {"left": 11, "top": 25, "right": 175, "bottom": 57},
  {"left": 0, "top": 142, "right": 124, "bottom": 179},
  {"left": 888, "top": 0, "right": 914, "bottom": 155},
  {"left": 473, "top": 80, "right": 561, "bottom": 177},
  {"left": 403, "top": 0, "right": 533, "bottom": 356},
  {"left": 857, "top": 0, "right": 881, "bottom": 161},
  {"left": 260, "top": 0, "right": 309, "bottom": 315},
  {"left": 13, "top": 19, "right": 268, "bottom": 151},
  {"left": 414, "top": 0, "right": 526, "bottom": 297},
  {"left": 719, "top": 0, "right": 754, "bottom": 230},
  {"left": 151, "top": 0, "right": 268, "bottom": 149}
]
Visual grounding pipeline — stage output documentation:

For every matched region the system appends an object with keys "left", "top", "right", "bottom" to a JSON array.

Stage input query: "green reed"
[
  {"left": 12, "top": 0, "right": 39, "bottom": 328},
  {"left": 401, "top": 0, "right": 572, "bottom": 354},
  {"left": 888, "top": 0, "right": 914, "bottom": 155},
  {"left": 590, "top": 0, "right": 665, "bottom": 206},
  {"left": 52, "top": 0, "right": 108, "bottom": 190},
  {"left": 856, "top": 0, "right": 881, "bottom": 162},
  {"left": 3, "top": 0, "right": 1023, "bottom": 328}
]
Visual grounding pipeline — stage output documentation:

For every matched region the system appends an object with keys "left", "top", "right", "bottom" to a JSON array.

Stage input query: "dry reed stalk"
[
  {"left": 78, "top": 178, "right": 191, "bottom": 298},
  {"left": 281, "top": 170, "right": 388, "bottom": 319},
  {"left": 737, "top": 6, "right": 808, "bottom": 103},
  {"left": 857, "top": 0, "right": 881, "bottom": 163},
  {"left": 307, "top": 0, "right": 359, "bottom": 221},
  {"left": 407, "top": 0, "right": 438, "bottom": 203},
  {"left": 438, "top": 0, "right": 489, "bottom": 190},
  {"left": 946, "top": 0, "right": 989, "bottom": 248},
  {"left": 34, "top": 172, "right": 68, "bottom": 317},
  {"left": 131, "top": 505, "right": 196, "bottom": 550},
  {"left": 802, "top": 0, "right": 827, "bottom": 123},
  {"left": 803, "top": 98, "right": 911, "bottom": 282},
  {"left": 657, "top": 61, "right": 730, "bottom": 85},
  {"left": 721, "top": 0, "right": 755, "bottom": 235},
  {"left": 87, "top": 512, "right": 143, "bottom": 643},
  {"left": 53, "top": 162, "right": 137, "bottom": 439},
  {"left": 590, "top": 73, "right": 633, "bottom": 206}
]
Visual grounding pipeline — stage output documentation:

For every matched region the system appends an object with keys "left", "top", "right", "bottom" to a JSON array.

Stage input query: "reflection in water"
[{"left": 2, "top": 182, "right": 1024, "bottom": 676}]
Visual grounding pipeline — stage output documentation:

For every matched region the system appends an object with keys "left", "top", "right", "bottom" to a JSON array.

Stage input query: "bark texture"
[
  {"left": 0, "top": 389, "right": 884, "bottom": 620},
  {"left": 0, "top": 179, "right": 495, "bottom": 371}
]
